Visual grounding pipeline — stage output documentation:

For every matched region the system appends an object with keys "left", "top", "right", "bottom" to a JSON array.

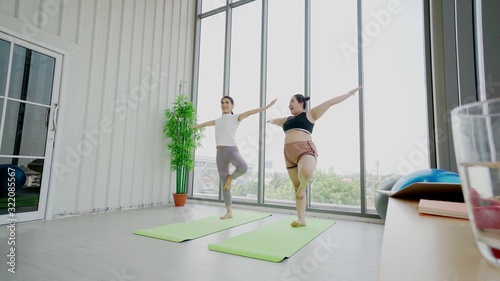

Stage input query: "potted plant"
[{"left": 163, "top": 93, "right": 204, "bottom": 206}]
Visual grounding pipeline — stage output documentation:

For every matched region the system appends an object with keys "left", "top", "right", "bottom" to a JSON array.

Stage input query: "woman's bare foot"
[
  {"left": 224, "top": 175, "right": 233, "bottom": 190},
  {"left": 220, "top": 213, "right": 233, "bottom": 220},
  {"left": 291, "top": 220, "right": 306, "bottom": 227}
]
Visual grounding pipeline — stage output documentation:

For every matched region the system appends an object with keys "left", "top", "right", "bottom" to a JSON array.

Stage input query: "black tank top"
[{"left": 282, "top": 112, "right": 314, "bottom": 134}]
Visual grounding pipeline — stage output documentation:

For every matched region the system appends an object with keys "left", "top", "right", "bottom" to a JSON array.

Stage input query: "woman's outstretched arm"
[
  {"left": 238, "top": 99, "right": 277, "bottom": 121},
  {"left": 190, "top": 120, "right": 216, "bottom": 129},
  {"left": 266, "top": 117, "right": 288, "bottom": 127},
  {"left": 308, "top": 86, "right": 362, "bottom": 122}
]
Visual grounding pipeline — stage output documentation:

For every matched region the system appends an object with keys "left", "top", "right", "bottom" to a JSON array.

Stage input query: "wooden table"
[{"left": 379, "top": 197, "right": 500, "bottom": 281}]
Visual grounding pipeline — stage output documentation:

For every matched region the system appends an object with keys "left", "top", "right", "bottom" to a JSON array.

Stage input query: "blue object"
[{"left": 391, "top": 169, "right": 461, "bottom": 192}]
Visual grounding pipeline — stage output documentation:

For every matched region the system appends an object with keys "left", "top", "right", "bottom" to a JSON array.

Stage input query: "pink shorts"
[{"left": 284, "top": 141, "right": 318, "bottom": 169}]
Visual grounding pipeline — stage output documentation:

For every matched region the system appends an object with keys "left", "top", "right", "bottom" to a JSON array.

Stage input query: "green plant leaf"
[{"left": 164, "top": 94, "right": 205, "bottom": 194}]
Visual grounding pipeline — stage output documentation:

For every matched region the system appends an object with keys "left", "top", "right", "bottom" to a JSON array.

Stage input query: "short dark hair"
[{"left": 293, "top": 94, "right": 310, "bottom": 109}]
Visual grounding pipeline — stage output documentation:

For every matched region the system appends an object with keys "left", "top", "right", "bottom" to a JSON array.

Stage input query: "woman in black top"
[{"left": 267, "top": 86, "right": 362, "bottom": 227}]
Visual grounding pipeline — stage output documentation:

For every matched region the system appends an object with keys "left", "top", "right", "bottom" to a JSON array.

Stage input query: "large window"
[
  {"left": 264, "top": 0, "right": 304, "bottom": 206},
  {"left": 192, "top": 11, "right": 226, "bottom": 199},
  {"left": 193, "top": 0, "right": 428, "bottom": 218},
  {"left": 309, "top": 0, "right": 360, "bottom": 212},
  {"left": 226, "top": 1, "right": 262, "bottom": 203},
  {"left": 362, "top": 0, "right": 429, "bottom": 213}
]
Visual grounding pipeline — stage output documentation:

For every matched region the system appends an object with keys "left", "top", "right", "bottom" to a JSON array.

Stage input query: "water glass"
[{"left": 451, "top": 98, "right": 500, "bottom": 267}]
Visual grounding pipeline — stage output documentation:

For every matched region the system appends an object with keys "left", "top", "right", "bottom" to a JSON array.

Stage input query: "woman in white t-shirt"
[{"left": 192, "top": 96, "right": 276, "bottom": 219}]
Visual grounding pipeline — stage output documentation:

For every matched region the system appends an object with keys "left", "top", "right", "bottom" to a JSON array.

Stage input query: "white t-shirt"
[{"left": 215, "top": 114, "right": 240, "bottom": 147}]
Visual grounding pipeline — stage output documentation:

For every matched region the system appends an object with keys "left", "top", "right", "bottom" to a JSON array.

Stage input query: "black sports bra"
[{"left": 282, "top": 112, "right": 314, "bottom": 134}]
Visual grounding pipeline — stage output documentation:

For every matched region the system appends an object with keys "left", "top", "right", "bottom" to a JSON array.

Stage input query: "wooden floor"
[{"left": 1, "top": 202, "right": 384, "bottom": 281}]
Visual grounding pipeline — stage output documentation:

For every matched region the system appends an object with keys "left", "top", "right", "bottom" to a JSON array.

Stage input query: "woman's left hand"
[{"left": 266, "top": 98, "right": 277, "bottom": 109}]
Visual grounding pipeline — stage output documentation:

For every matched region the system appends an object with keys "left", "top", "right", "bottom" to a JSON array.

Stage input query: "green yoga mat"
[
  {"left": 133, "top": 211, "right": 272, "bottom": 242},
  {"left": 208, "top": 217, "right": 335, "bottom": 262}
]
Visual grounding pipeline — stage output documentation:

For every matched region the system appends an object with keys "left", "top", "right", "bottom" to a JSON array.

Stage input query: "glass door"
[{"left": 0, "top": 34, "right": 61, "bottom": 224}]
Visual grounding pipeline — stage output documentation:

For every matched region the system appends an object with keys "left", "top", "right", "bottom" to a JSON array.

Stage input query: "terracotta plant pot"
[{"left": 173, "top": 193, "right": 188, "bottom": 207}]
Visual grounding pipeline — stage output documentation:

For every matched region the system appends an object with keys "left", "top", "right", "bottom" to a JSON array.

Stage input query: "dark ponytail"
[
  {"left": 294, "top": 94, "right": 310, "bottom": 109},
  {"left": 221, "top": 95, "right": 234, "bottom": 114}
]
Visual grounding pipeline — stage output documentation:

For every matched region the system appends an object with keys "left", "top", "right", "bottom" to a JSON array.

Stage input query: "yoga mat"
[
  {"left": 133, "top": 211, "right": 271, "bottom": 242},
  {"left": 208, "top": 217, "right": 335, "bottom": 262}
]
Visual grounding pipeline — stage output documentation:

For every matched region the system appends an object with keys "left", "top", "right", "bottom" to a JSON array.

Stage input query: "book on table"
[{"left": 418, "top": 199, "right": 468, "bottom": 219}]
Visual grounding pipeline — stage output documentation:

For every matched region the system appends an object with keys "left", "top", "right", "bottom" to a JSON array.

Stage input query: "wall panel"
[
  {"left": 74, "top": 0, "right": 97, "bottom": 213},
  {"left": 107, "top": 0, "right": 134, "bottom": 211},
  {"left": 0, "top": 0, "right": 16, "bottom": 17},
  {"left": 149, "top": 0, "right": 166, "bottom": 205},
  {"left": 59, "top": 0, "right": 79, "bottom": 42},
  {"left": 158, "top": 1, "right": 175, "bottom": 204},
  {"left": 0, "top": 0, "right": 196, "bottom": 218},
  {"left": 40, "top": 0, "right": 60, "bottom": 35},
  {"left": 99, "top": 0, "right": 123, "bottom": 210},
  {"left": 17, "top": 0, "right": 41, "bottom": 27},
  {"left": 122, "top": 0, "right": 145, "bottom": 208}
]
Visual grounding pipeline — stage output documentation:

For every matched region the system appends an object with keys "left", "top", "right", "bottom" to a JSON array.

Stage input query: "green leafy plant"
[{"left": 163, "top": 94, "right": 204, "bottom": 194}]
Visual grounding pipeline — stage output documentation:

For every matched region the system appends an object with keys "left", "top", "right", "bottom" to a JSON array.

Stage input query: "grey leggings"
[{"left": 216, "top": 146, "right": 248, "bottom": 206}]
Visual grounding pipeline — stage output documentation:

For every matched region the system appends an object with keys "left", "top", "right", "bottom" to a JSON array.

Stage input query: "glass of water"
[{"left": 451, "top": 98, "right": 500, "bottom": 267}]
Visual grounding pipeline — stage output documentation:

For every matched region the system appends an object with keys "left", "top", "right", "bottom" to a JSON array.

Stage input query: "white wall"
[{"left": 0, "top": 0, "right": 196, "bottom": 218}]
